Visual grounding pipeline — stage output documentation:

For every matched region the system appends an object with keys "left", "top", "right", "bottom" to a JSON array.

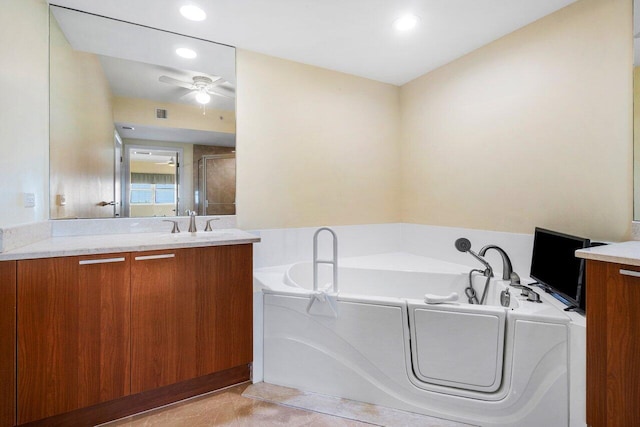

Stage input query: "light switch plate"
[{"left": 23, "top": 192, "right": 36, "bottom": 208}]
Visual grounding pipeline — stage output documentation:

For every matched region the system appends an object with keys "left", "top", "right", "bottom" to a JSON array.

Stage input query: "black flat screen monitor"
[{"left": 530, "top": 227, "right": 590, "bottom": 309}]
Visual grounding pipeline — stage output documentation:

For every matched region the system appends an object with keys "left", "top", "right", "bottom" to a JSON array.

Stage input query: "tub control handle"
[{"left": 619, "top": 269, "right": 640, "bottom": 279}]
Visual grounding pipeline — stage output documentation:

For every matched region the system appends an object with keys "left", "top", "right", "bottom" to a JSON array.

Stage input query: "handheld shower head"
[
  {"left": 455, "top": 238, "right": 472, "bottom": 252},
  {"left": 454, "top": 237, "right": 493, "bottom": 276}
]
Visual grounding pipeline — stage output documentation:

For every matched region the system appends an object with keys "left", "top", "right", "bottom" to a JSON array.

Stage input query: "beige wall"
[
  {"left": 634, "top": 66, "right": 640, "bottom": 219},
  {"left": 236, "top": 50, "right": 401, "bottom": 229},
  {"left": 0, "top": 0, "right": 634, "bottom": 240},
  {"left": 0, "top": 0, "right": 49, "bottom": 226},
  {"left": 49, "top": 13, "right": 115, "bottom": 219},
  {"left": 113, "top": 97, "right": 235, "bottom": 134},
  {"left": 400, "top": 0, "right": 632, "bottom": 242}
]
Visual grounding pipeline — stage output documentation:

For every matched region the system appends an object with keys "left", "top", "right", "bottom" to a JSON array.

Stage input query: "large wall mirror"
[{"left": 49, "top": 5, "right": 236, "bottom": 219}]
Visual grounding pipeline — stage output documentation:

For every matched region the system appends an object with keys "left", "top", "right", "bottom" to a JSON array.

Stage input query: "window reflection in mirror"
[
  {"left": 48, "top": 5, "right": 236, "bottom": 219},
  {"left": 125, "top": 147, "right": 181, "bottom": 218}
]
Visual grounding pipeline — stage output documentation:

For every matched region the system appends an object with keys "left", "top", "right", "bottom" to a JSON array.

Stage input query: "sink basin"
[{"left": 171, "top": 231, "right": 233, "bottom": 240}]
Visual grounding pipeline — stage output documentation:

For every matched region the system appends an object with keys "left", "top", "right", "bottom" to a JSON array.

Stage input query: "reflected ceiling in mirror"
[{"left": 49, "top": 5, "right": 236, "bottom": 220}]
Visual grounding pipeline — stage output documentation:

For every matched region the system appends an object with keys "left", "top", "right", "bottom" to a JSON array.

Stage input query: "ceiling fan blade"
[
  {"left": 179, "top": 90, "right": 197, "bottom": 101},
  {"left": 159, "top": 75, "right": 194, "bottom": 89},
  {"left": 207, "top": 87, "right": 235, "bottom": 98}
]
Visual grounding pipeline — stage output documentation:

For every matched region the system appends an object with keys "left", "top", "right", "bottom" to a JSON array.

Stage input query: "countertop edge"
[
  {"left": 0, "top": 231, "right": 260, "bottom": 261},
  {"left": 576, "top": 242, "right": 640, "bottom": 267}
]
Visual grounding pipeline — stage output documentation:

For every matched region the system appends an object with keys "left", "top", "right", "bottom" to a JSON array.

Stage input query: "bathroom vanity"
[
  {"left": 576, "top": 243, "right": 640, "bottom": 427},
  {"left": 0, "top": 229, "right": 258, "bottom": 427}
]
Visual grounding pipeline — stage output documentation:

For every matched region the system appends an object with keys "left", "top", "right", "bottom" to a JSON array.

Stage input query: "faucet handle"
[
  {"left": 162, "top": 220, "right": 180, "bottom": 234},
  {"left": 204, "top": 218, "right": 220, "bottom": 232}
]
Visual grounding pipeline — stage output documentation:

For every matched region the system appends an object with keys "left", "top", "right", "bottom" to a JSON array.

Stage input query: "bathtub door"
[{"left": 407, "top": 303, "right": 506, "bottom": 393}]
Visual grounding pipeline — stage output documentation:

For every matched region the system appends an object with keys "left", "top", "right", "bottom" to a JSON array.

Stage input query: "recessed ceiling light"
[
  {"left": 180, "top": 5, "right": 206, "bottom": 21},
  {"left": 176, "top": 48, "right": 197, "bottom": 59},
  {"left": 393, "top": 14, "right": 419, "bottom": 32}
]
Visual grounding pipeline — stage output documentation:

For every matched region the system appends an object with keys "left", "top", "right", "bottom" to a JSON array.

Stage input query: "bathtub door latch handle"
[{"left": 424, "top": 292, "right": 459, "bottom": 304}]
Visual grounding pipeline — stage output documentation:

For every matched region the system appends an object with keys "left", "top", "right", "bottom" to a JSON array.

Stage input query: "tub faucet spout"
[{"left": 478, "top": 245, "right": 513, "bottom": 281}]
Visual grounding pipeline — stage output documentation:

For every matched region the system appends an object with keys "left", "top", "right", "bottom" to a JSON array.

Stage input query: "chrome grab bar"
[{"left": 313, "top": 227, "right": 338, "bottom": 293}]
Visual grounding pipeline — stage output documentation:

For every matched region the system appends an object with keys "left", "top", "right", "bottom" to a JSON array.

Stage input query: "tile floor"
[
  {"left": 101, "top": 382, "right": 474, "bottom": 427},
  {"left": 101, "top": 383, "right": 367, "bottom": 426}
]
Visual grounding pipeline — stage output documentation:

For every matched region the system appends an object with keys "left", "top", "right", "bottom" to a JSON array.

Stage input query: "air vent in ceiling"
[{"left": 156, "top": 108, "right": 168, "bottom": 119}]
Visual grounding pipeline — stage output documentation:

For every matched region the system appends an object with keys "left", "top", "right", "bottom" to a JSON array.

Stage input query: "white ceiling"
[{"left": 50, "top": 0, "right": 577, "bottom": 85}]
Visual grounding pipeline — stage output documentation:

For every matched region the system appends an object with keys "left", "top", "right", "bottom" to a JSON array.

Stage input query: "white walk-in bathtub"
[{"left": 254, "top": 252, "right": 572, "bottom": 427}]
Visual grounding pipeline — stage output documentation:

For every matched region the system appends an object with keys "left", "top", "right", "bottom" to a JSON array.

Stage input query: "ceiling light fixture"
[
  {"left": 393, "top": 14, "right": 419, "bottom": 32},
  {"left": 176, "top": 48, "right": 197, "bottom": 59},
  {"left": 180, "top": 5, "right": 206, "bottom": 21},
  {"left": 195, "top": 89, "right": 211, "bottom": 105}
]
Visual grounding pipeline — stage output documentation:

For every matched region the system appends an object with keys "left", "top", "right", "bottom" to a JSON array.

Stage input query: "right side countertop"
[{"left": 576, "top": 241, "right": 640, "bottom": 267}]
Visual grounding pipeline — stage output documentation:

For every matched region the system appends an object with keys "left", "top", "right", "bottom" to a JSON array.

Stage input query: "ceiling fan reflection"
[{"left": 158, "top": 75, "right": 234, "bottom": 105}]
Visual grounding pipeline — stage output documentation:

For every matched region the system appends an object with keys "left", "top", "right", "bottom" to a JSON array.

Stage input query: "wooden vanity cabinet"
[
  {"left": 586, "top": 260, "right": 640, "bottom": 427},
  {"left": 0, "top": 261, "right": 16, "bottom": 427},
  {"left": 17, "top": 254, "right": 131, "bottom": 425},
  {"left": 131, "top": 244, "right": 253, "bottom": 393},
  {"left": 12, "top": 243, "right": 252, "bottom": 426}
]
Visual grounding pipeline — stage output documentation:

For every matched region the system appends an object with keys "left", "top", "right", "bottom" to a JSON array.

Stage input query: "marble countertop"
[
  {"left": 0, "top": 229, "right": 260, "bottom": 261},
  {"left": 576, "top": 241, "right": 640, "bottom": 267}
]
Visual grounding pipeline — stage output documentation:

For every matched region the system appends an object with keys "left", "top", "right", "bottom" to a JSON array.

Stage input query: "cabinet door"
[
  {"left": 131, "top": 245, "right": 253, "bottom": 394},
  {"left": 17, "top": 254, "right": 131, "bottom": 424},
  {"left": 0, "top": 261, "right": 16, "bottom": 427},
  {"left": 586, "top": 261, "right": 640, "bottom": 427},
  {"left": 131, "top": 249, "right": 197, "bottom": 393},
  {"left": 195, "top": 244, "right": 253, "bottom": 375}
]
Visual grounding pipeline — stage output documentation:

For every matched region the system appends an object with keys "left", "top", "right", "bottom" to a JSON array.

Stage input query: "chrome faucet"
[
  {"left": 505, "top": 272, "right": 541, "bottom": 302},
  {"left": 187, "top": 210, "right": 197, "bottom": 233},
  {"left": 478, "top": 245, "right": 515, "bottom": 281}
]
